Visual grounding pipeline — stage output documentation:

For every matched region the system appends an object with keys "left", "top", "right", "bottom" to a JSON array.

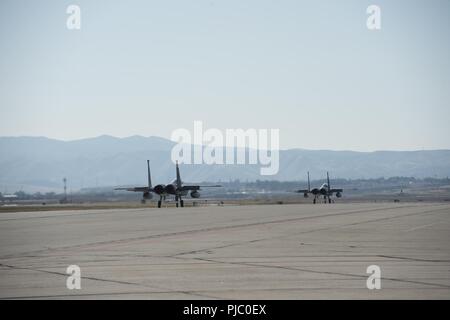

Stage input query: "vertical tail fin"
[
  {"left": 176, "top": 161, "right": 182, "bottom": 188},
  {"left": 307, "top": 171, "right": 311, "bottom": 191},
  {"left": 327, "top": 171, "right": 331, "bottom": 193},
  {"left": 147, "top": 160, "right": 152, "bottom": 188}
]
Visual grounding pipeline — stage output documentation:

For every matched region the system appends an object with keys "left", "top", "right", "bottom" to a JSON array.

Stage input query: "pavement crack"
[{"left": 190, "top": 257, "right": 450, "bottom": 290}]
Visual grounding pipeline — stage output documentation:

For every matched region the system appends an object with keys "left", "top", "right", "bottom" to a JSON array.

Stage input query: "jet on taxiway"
[
  {"left": 115, "top": 160, "right": 221, "bottom": 208},
  {"left": 297, "top": 172, "right": 343, "bottom": 204}
]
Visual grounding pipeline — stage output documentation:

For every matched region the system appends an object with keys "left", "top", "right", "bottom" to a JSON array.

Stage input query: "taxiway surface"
[{"left": 1, "top": 203, "right": 449, "bottom": 299}]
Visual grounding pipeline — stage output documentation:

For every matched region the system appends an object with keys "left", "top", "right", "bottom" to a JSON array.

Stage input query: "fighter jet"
[
  {"left": 152, "top": 161, "right": 222, "bottom": 208},
  {"left": 115, "top": 160, "right": 221, "bottom": 208},
  {"left": 297, "top": 172, "right": 343, "bottom": 204},
  {"left": 114, "top": 160, "right": 155, "bottom": 204}
]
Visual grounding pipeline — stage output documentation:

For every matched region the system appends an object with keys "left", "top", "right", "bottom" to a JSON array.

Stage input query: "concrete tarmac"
[{"left": 0, "top": 203, "right": 449, "bottom": 299}]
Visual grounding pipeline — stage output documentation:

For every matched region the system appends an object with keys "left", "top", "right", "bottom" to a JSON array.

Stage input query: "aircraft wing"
[
  {"left": 181, "top": 185, "right": 222, "bottom": 191},
  {"left": 330, "top": 188, "right": 343, "bottom": 193},
  {"left": 114, "top": 187, "right": 152, "bottom": 192},
  {"left": 296, "top": 189, "right": 311, "bottom": 193}
]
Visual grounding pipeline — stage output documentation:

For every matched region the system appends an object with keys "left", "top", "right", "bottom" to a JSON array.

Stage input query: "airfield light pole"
[{"left": 63, "top": 178, "right": 67, "bottom": 203}]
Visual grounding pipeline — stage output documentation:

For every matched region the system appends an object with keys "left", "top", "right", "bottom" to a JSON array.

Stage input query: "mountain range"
[{"left": 1, "top": 135, "right": 449, "bottom": 192}]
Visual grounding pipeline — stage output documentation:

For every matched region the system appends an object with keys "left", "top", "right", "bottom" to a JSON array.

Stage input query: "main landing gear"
[
  {"left": 175, "top": 196, "right": 184, "bottom": 208},
  {"left": 312, "top": 195, "right": 332, "bottom": 204},
  {"left": 156, "top": 195, "right": 184, "bottom": 208},
  {"left": 157, "top": 195, "right": 162, "bottom": 208}
]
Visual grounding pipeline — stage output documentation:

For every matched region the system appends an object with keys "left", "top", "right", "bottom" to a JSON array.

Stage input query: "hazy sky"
[{"left": 0, "top": 0, "right": 449, "bottom": 151}]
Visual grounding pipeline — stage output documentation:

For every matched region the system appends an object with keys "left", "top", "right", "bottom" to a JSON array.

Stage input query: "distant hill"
[{"left": 1, "top": 136, "right": 449, "bottom": 192}]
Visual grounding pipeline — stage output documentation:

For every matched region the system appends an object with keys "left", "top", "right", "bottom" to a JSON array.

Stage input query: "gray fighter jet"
[
  {"left": 115, "top": 160, "right": 221, "bottom": 208},
  {"left": 297, "top": 172, "right": 343, "bottom": 204}
]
